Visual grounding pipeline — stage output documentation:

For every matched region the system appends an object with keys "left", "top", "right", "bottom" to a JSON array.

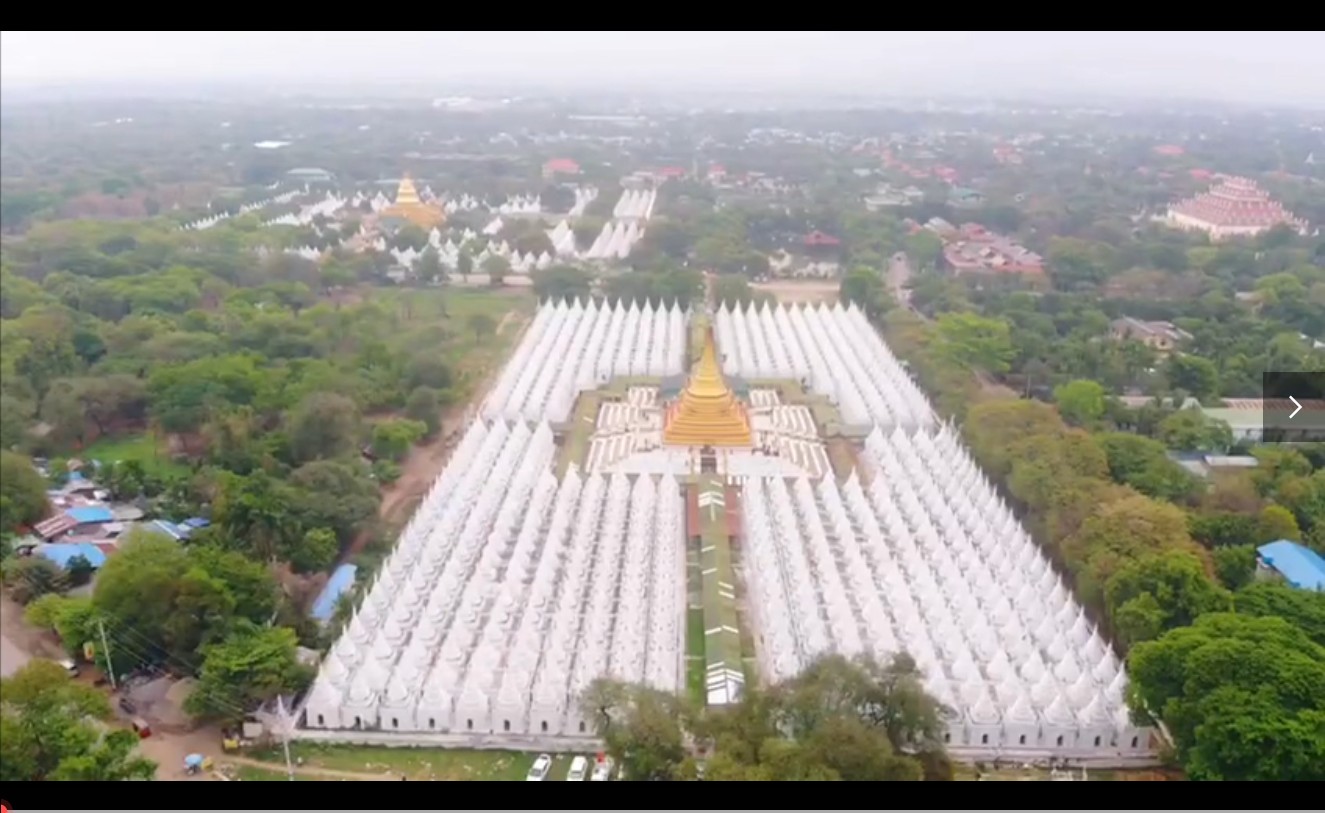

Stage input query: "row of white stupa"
[
  {"left": 582, "top": 220, "right": 645, "bottom": 260},
  {"left": 302, "top": 420, "right": 686, "bottom": 737},
  {"left": 612, "top": 188, "right": 657, "bottom": 220},
  {"left": 264, "top": 192, "right": 349, "bottom": 228},
  {"left": 714, "top": 301, "right": 936, "bottom": 431},
  {"left": 381, "top": 237, "right": 558, "bottom": 273},
  {"left": 482, "top": 299, "right": 689, "bottom": 423},
  {"left": 739, "top": 424, "right": 1151, "bottom": 756},
  {"left": 181, "top": 188, "right": 305, "bottom": 230}
]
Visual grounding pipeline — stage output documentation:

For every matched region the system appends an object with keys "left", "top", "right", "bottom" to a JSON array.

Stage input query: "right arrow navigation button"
[{"left": 1289, "top": 396, "right": 1302, "bottom": 419}]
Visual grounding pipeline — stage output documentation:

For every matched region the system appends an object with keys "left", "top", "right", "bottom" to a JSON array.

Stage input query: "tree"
[
  {"left": 1256, "top": 504, "right": 1302, "bottom": 543},
  {"left": 481, "top": 254, "right": 510, "bottom": 286},
  {"left": 1157, "top": 409, "right": 1233, "bottom": 453},
  {"left": 185, "top": 622, "right": 312, "bottom": 723},
  {"left": 839, "top": 268, "right": 893, "bottom": 323},
  {"left": 533, "top": 266, "right": 592, "bottom": 302},
  {"left": 1127, "top": 613, "right": 1325, "bottom": 781},
  {"left": 1165, "top": 355, "right": 1219, "bottom": 401},
  {"left": 371, "top": 418, "right": 427, "bottom": 462},
  {"left": 1103, "top": 550, "right": 1229, "bottom": 646},
  {"left": 1211, "top": 544, "right": 1258, "bottom": 590},
  {"left": 1097, "top": 432, "right": 1198, "bottom": 502},
  {"left": 467, "top": 312, "right": 497, "bottom": 342},
  {"left": 933, "top": 312, "right": 1014, "bottom": 374},
  {"left": 0, "top": 451, "right": 50, "bottom": 533},
  {"left": 1053, "top": 379, "right": 1107, "bottom": 426},
  {"left": 0, "top": 660, "right": 156, "bottom": 781},
  {"left": 579, "top": 680, "right": 690, "bottom": 781},
  {"left": 2, "top": 557, "right": 68, "bottom": 605},
  {"left": 1063, "top": 494, "right": 1200, "bottom": 607},
  {"left": 404, "top": 386, "right": 442, "bottom": 437},
  {"left": 1233, "top": 582, "right": 1325, "bottom": 647},
  {"left": 413, "top": 247, "right": 444, "bottom": 285},
  {"left": 286, "top": 391, "right": 362, "bottom": 464},
  {"left": 65, "top": 554, "right": 95, "bottom": 588}
]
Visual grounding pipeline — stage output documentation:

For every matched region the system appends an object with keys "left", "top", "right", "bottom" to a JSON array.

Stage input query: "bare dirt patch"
[{"left": 752, "top": 280, "right": 840, "bottom": 304}]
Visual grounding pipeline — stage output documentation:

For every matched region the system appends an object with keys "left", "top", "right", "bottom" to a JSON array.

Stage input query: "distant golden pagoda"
[
  {"left": 663, "top": 328, "right": 753, "bottom": 448},
  {"left": 381, "top": 174, "right": 446, "bottom": 228}
]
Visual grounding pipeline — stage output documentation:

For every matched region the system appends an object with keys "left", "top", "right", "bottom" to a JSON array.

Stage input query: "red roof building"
[
  {"left": 542, "top": 158, "right": 581, "bottom": 179},
  {"left": 1165, "top": 176, "right": 1307, "bottom": 240},
  {"left": 802, "top": 231, "right": 842, "bottom": 248},
  {"left": 940, "top": 224, "right": 1045, "bottom": 277},
  {"left": 1154, "top": 144, "right": 1186, "bottom": 157},
  {"left": 655, "top": 166, "right": 687, "bottom": 179}
]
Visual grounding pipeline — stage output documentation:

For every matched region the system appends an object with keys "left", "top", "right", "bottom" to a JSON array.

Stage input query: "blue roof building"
[
  {"left": 1256, "top": 540, "right": 1325, "bottom": 592},
  {"left": 37, "top": 542, "right": 108, "bottom": 570},
  {"left": 66, "top": 505, "right": 114, "bottom": 525},
  {"left": 311, "top": 564, "right": 358, "bottom": 623},
  {"left": 146, "top": 519, "right": 191, "bottom": 541}
]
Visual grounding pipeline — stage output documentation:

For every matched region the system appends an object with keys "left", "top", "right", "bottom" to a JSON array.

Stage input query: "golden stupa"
[
  {"left": 381, "top": 175, "right": 446, "bottom": 228},
  {"left": 663, "top": 328, "right": 753, "bottom": 448}
]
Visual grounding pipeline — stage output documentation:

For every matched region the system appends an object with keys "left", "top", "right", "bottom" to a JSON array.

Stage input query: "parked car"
[
  {"left": 590, "top": 756, "right": 615, "bottom": 782},
  {"left": 525, "top": 753, "right": 553, "bottom": 781},
  {"left": 566, "top": 756, "right": 588, "bottom": 781}
]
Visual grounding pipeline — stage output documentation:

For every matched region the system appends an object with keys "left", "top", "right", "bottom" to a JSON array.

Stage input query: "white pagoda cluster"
[
  {"left": 715, "top": 302, "right": 934, "bottom": 430},
  {"left": 739, "top": 424, "right": 1151, "bottom": 758},
  {"left": 545, "top": 220, "right": 579, "bottom": 257},
  {"left": 483, "top": 300, "right": 687, "bottom": 423},
  {"left": 487, "top": 194, "right": 541, "bottom": 216},
  {"left": 581, "top": 219, "right": 645, "bottom": 261},
  {"left": 303, "top": 418, "right": 685, "bottom": 739},
  {"left": 568, "top": 186, "right": 598, "bottom": 217},
  {"left": 613, "top": 188, "right": 657, "bottom": 220},
  {"left": 264, "top": 192, "right": 348, "bottom": 227}
]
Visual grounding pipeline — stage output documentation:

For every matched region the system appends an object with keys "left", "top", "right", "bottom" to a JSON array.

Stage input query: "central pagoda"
[
  {"left": 381, "top": 174, "right": 446, "bottom": 228},
  {"left": 663, "top": 328, "right": 753, "bottom": 448}
]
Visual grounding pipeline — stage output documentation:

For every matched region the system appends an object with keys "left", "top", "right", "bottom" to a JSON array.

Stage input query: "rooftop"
[{"left": 1257, "top": 540, "right": 1325, "bottom": 591}]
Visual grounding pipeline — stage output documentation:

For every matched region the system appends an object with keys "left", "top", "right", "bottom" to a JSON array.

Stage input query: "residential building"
[
  {"left": 542, "top": 158, "right": 581, "bottom": 180},
  {"left": 1256, "top": 540, "right": 1325, "bottom": 592},
  {"left": 948, "top": 187, "right": 986, "bottom": 208},
  {"left": 940, "top": 223, "right": 1045, "bottom": 277},
  {"left": 1201, "top": 398, "right": 1325, "bottom": 443},
  {"left": 1108, "top": 317, "right": 1192, "bottom": 352},
  {"left": 1164, "top": 176, "right": 1307, "bottom": 240}
]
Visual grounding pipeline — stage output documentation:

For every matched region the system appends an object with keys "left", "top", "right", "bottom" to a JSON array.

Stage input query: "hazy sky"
[{"left": 2, "top": 31, "right": 1322, "bottom": 106}]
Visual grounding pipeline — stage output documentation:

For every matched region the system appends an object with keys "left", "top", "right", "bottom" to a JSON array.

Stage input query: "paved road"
[
  {"left": 1, "top": 630, "right": 31, "bottom": 678},
  {"left": 887, "top": 252, "right": 915, "bottom": 311}
]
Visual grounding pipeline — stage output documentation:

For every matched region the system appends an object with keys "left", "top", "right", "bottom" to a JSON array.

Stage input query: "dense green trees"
[
  {"left": 1, "top": 660, "right": 156, "bottom": 781},
  {"left": 1127, "top": 613, "right": 1325, "bottom": 781},
  {"left": 0, "top": 450, "right": 50, "bottom": 533},
  {"left": 581, "top": 654, "right": 949, "bottom": 782}
]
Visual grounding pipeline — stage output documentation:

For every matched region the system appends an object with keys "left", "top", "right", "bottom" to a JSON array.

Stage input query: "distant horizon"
[
  {"left": 3, "top": 31, "right": 1323, "bottom": 112},
  {"left": 2, "top": 76, "right": 1321, "bottom": 116}
]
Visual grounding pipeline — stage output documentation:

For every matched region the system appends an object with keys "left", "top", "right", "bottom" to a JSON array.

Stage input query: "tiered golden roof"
[
  {"left": 663, "top": 328, "right": 753, "bottom": 448},
  {"left": 381, "top": 175, "right": 446, "bottom": 228}
]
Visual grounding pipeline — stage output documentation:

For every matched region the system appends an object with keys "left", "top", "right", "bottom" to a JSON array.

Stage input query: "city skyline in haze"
[{"left": 2, "top": 31, "right": 1323, "bottom": 109}]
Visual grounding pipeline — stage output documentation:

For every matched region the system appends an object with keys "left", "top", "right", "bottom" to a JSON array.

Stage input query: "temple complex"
[
  {"left": 662, "top": 328, "right": 753, "bottom": 448},
  {"left": 380, "top": 175, "right": 446, "bottom": 228},
  {"left": 1164, "top": 176, "right": 1307, "bottom": 240}
]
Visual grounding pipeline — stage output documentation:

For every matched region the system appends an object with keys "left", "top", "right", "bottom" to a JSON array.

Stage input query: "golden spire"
[
  {"left": 663, "top": 328, "right": 753, "bottom": 448},
  {"left": 382, "top": 172, "right": 445, "bottom": 228},
  {"left": 395, "top": 174, "right": 422, "bottom": 206}
]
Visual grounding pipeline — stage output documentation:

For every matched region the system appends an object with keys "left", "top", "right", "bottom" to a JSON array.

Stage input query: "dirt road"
[
  {"left": 1, "top": 629, "right": 30, "bottom": 677},
  {"left": 359, "top": 305, "right": 532, "bottom": 540}
]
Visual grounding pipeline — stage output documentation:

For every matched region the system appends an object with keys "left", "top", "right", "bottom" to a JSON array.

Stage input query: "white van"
[
  {"left": 58, "top": 658, "right": 79, "bottom": 677},
  {"left": 566, "top": 755, "right": 589, "bottom": 781}
]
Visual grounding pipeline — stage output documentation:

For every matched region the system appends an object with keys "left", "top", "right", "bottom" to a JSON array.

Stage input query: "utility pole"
[
  {"left": 275, "top": 695, "right": 296, "bottom": 781},
  {"left": 96, "top": 617, "right": 116, "bottom": 689}
]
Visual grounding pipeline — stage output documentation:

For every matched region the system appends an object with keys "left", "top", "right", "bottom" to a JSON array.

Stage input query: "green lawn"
[
  {"left": 230, "top": 764, "right": 325, "bottom": 781},
  {"left": 245, "top": 744, "right": 584, "bottom": 781},
  {"left": 81, "top": 433, "right": 190, "bottom": 478}
]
